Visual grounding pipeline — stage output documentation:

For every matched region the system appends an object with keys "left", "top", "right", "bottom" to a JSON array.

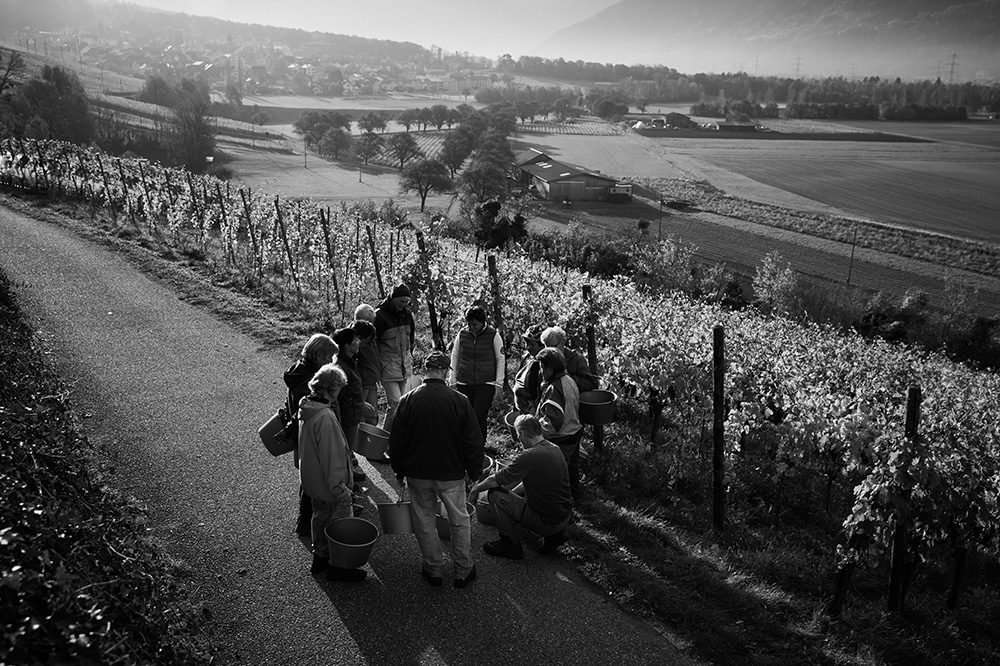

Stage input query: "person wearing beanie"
[
  {"left": 374, "top": 283, "right": 416, "bottom": 432},
  {"left": 449, "top": 305, "right": 504, "bottom": 446},
  {"left": 389, "top": 350, "right": 484, "bottom": 588}
]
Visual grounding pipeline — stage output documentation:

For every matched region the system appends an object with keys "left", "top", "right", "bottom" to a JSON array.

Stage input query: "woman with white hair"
[
  {"left": 539, "top": 326, "right": 599, "bottom": 392},
  {"left": 298, "top": 363, "right": 366, "bottom": 583}
]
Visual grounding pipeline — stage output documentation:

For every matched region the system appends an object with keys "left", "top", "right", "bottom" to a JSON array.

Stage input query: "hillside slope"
[{"left": 536, "top": 0, "right": 1000, "bottom": 80}]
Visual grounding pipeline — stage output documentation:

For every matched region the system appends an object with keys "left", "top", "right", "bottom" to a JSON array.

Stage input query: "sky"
[{"left": 119, "top": 0, "right": 618, "bottom": 59}]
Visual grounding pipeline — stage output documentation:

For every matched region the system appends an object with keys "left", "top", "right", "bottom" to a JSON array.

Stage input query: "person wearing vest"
[
  {"left": 374, "top": 284, "right": 415, "bottom": 432},
  {"left": 450, "top": 306, "right": 505, "bottom": 446},
  {"left": 535, "top": 347, "right": 584, "bottom": 500}
]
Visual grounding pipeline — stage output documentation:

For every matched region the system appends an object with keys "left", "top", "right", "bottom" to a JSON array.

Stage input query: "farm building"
[{"left": 519, "top": 160, "right": 620, "bottom": 202}]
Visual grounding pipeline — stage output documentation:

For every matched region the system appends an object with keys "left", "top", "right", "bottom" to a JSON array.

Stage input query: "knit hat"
[
  {"left": 522, "top": 323, "right": 546, "bottom": 341},
  {"left": 390, "top": 283, "right": 411, "bottom": 298},
  {"left": 425, "top": 350, "right": 451, "bottom": 370}
]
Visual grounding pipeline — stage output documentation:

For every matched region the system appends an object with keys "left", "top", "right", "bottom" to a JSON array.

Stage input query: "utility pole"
[
  {"left": 948, "top": 53, "right": 958, "bottom": 84},
  {"left": 794, "top": 55, "right": 802, "bottom": 79}
]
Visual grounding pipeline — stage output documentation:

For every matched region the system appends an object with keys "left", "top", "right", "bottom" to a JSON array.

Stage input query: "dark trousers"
[
  {"left": 456, "top": 383, "right": 495, "bottom": 445},
  {"left": 552, "top": 430, "right": 585, "bottom": 500}
]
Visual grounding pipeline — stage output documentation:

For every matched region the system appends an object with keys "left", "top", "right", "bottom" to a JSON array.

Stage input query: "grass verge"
[{"left": 0, "top": 268, "right": 215, "bottom": 665}]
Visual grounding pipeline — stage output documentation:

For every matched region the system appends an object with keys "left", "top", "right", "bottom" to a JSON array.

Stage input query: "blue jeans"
[
  {"left": 406, "top": 477, "right": 473, "bottom": 578},
  {"left": 311, "top": 488, "right": 353, "bottom": 561},
  {"left": 456, "top": 383, "right": 494, "bottom": 446},
  {"left": 488, "top": 487, "right": 569, "bottom": 545},
  {"left": 381, "top": 379, "right": 406, "bottom": 432}
]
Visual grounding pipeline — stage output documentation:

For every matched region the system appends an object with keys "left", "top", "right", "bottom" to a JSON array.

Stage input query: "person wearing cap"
[
  {"left": 540, "top": 326, "right": 599, "bottom": 393},
  {"left": 513, "top": 323, "right": 546, "bottom": 414},
  {"left": 389, "top": 350, "right": 484, "bottom": 588},
  {"left": 375, "top": 284, "right": 416, "bottom": 432},
  {"left": 449, "top": 305, "right": 505, "bottom": 446},
  {"left": 471, "top": 414, "right": 573, "bottom": 559}
]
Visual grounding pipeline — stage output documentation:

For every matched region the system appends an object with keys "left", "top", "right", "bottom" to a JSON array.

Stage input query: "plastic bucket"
[
  {"left": 353, "top": 423, "right": 389, "bottom": 459},
  {"left": 258, "top": 411, "right": 295, "bottom": 456},
  {"left": 476, "top": 495, "right": 496, "bottom": 526},
  {"left": 325, "top": 517, "right": 378, "bottom": 569},
  {"left": 436, "top": 501, "right": 476, "bottom": 540},
  {"left": 579, "top": 390, "right": 618, "bottom": 426},
  {"left": 479, "top": 455, "right": 495, "bottom": 480},
  {"left": 504, "top": 410, "right": 520, "bottom": 443},
  {"left": 377, "top": 501, "right": 413, "bottom": 534}
]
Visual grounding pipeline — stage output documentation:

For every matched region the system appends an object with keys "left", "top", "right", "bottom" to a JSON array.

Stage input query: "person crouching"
[
  {"left": 298, "top": 363, "right": 366, "bottom": 582},
  {"left": 471, "top": 414, "right": 573, "bottom": 559}
]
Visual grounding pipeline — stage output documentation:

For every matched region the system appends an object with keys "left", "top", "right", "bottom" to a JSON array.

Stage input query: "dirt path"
[{"left": 0, "top": 204, "right": 696, "bottom": 666}]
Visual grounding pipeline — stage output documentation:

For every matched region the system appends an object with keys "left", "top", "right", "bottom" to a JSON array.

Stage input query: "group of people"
[{"left": 279, "top": 282, "right": 600, "bottom": 586}]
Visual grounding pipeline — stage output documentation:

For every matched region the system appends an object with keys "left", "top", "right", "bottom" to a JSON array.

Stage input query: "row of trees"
[{"left": 505, "top": 54, "right": 1000, "bottom": 114}]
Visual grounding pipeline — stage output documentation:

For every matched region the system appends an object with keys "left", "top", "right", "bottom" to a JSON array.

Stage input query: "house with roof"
[{"left": 519, "top": 159, "right": 620, "bottom": 202}]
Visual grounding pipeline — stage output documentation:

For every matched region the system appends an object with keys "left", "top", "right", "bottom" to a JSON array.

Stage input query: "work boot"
[
  {"left": 309, "top": 556, "right": 330, "bottom": 575},
  {"left": 540, "top": 531, "right": 568, "bottom": 556},
  {"left": 454, "top": 566, "right": 477, "bottom": 589},
  {"left": 483, "top": 536, "right": 523, "bottom": 560},
  {"left": 328, "top": 567, "right": 367, "bottom": 583}
]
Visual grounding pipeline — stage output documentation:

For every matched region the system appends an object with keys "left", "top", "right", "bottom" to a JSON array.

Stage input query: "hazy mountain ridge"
[{"left": 537, "top": 0, "right": 1000, "bottom": 80}]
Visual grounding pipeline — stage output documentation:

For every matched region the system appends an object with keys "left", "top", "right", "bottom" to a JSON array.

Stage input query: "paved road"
[{"left": 0, "top": 204, "right": 694, "bottom": 666}]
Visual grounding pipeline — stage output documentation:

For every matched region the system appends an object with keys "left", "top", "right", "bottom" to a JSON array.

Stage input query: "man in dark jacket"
[{"left": 389, "top": 351, "right": 484, "bottom": 588}]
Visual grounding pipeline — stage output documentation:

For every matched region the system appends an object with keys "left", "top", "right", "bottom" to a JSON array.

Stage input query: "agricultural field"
[
  {"left": 516, "top": 120, "right": 622, "bottom": 136},
  {"left": 522, "top": 123, "right": 1000, "bottom": 244}
]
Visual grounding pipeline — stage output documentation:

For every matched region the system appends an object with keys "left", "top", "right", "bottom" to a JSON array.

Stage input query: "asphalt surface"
[{"left": 0, "top": 204, "right": 695, "bottom": 666}]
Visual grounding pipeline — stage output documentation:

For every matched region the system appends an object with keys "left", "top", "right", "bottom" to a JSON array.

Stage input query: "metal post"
[{"left": 846, "top": 222, "right": 859, "bottom": 285}]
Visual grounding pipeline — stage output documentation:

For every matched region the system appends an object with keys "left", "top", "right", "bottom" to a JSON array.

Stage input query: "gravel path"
[{"left": 0, "top": 204, "right": 696, "bottom": 666}]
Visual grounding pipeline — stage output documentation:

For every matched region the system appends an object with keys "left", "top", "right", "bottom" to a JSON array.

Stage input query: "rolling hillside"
[{"left": 536, "top": 0, "right": 1000, "bottom": 80}]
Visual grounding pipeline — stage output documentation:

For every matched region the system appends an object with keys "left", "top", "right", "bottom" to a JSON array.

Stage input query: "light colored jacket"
[{"left": 297, "top": 396, "right": 353, "bottom": 503}]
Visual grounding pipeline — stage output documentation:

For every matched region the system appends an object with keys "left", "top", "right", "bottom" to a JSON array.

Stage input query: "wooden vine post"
[
  {"left": 96, "top": 155, "right": 116, "bottom": 225},
  {"left": 487, "top": 254, "right": 506, "bottom": 349},
  {"left": 318, "top": 208, "right": 343, "bottom": 314},
  {"left": 416, "top": 231, "right": 444, "bottom": 350},
  {"left": 31, "top": 140, "right": 50, "bottom": 192},
  {"left": 273, "top": 196, "right": 302, "bottom": 302},
  {"left": 712, "top": 324, "right": 726, "bottom": 530},
  {"left": 114, "top": 159, "right": 136, "bottom": 227},
  {"left": 365, "top": 225, "right": 386, "bottom": 299},
  {"left": 215, "top": 183, "right": 233, "bottom": 264},
  {"left": 888, "top": 383, "right": 921, "bottom": 613},
  {"left": 582, "top": 284, "right": 603, "bottom": 452},
  {"left": 239, "top": 188, "right": 260, "bottom": 281}
]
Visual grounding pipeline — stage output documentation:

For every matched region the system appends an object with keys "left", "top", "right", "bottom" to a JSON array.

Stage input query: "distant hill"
[
  {"left": 0, "top": 0, "right": 430, "bottom": 64},
  {"left": 535, "top": 0, "right": 1000, "bottom": 81}
]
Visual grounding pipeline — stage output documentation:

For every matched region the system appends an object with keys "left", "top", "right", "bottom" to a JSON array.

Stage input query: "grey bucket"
[
  {"left": 436, "top": 501, "right": 476, "bottom": 540},
  {"left": 353, "top": 423, "right": 389, "bottom": 459},
  {"left": 325, "top": 517, "right": 378, "bottom": 569},
  {"left": 377, "top": 501, "right": 414, "bottom": 534}
]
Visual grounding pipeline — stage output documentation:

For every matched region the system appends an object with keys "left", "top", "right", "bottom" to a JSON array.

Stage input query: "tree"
[
  {"left": 460, "top": 161, "right": 506, "bottom": 202},
  {"left": 400, "top": 159, "right": 453, "bottom": 212},
  {"left": 430, "top": 104, "right": 449, "bottom": 130},
  {"left": 417, "top": 107, "right": 433, "bottom": 132},
  {"left": 356, "top": 132, "right": 383, "bottom": 165},
  {"left": 319, "top": 127, "right": 353, "bottom": 159},
  {"left": 357, "top": 112, "right": 385, "bottom": 134},
  {"left": 397, "top": 108, "right": 418, "bottom": 131},
  {"left": 0, "top": 48, "right": 25, "bottom": 95},
  {"left": 386, "top": 132, "right": 424, "bottom": 170},
  {"left": 15, "top": 66, "right": 93, "bottom": 143},
  {"left": 439, "top": 133, "right": 471, "bottom": 177},
  {"left": 172, "top": 96, "right": 214, "bottom": 172}
]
